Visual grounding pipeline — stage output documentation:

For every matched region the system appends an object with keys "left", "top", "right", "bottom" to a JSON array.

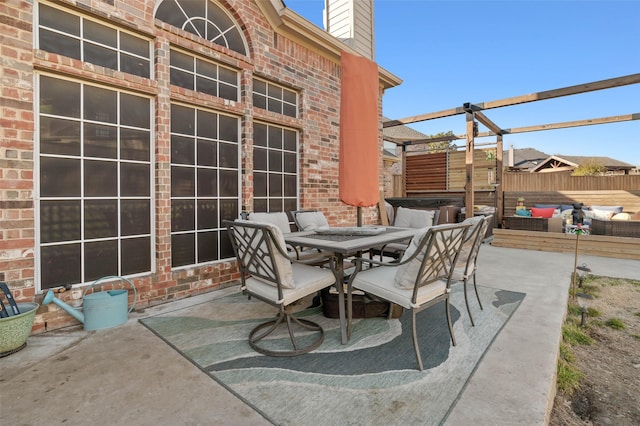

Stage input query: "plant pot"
[{"left": 0, "top": 302, "right": 39, "bottom": 357}]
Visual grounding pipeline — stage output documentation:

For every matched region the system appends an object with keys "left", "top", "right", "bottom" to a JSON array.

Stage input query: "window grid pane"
[
  {"left": 170, "top": 104, "right": 240, "bottom": 268},
  {"left": 252, "top": 123, "right": 298, "bottom": 213},
  {"left": 169, "top": 49, "right": 239, "bottom": 101},
  {"left": 37, "top": 75, "right": 153, "bottom": 290},
  {"left": 252, "top": 78, "right": 298, "bottom": 118},
  {"left": 38, "top": 3, "right": 151, "bottom": 78}
]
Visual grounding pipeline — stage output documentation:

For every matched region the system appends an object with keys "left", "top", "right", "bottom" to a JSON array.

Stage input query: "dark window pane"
[
  {"left": 121, "top": 129, "right": 150, "bottom": 161},
  {"left": 197, "top": 231, "right": 217, "bottom": 263},
  {"left": 85, "top": 199, "right": 118, "bottom": 239},
  {"left": 172, "top": 135, "right": 195, "bottom": 165},
  {"left": 40, "top": 200, "right": 81, "bottom": 243},
  {"left": 253, "top": 199, "right": 267, "bottom": 212},
  {"left": 267, "top": 98, "right": 282, "bottom": 114},
  {"left": 85, "top": 160, "right": 117, "bottom": 196},
  {"left": 268, "top": 84, "right": 281, "bottom": 99},
  {"left": 284, "top": 175, "right": 297, "bottom": 197},
  {"left": 283, "top": 129, "right": 297, "bottom": 151},
  {"left": 224, "top": 30, "right": 245, "bottom": 55},
  {"left": 254, "top": 123, "right": 267, "bottom": 147},
  {"left": 253, "top": 93, "right": 266, "bottom": 110},
  {"left": 171, "top": 166, "right": 195, "bottom": 197},
  {"left": 39, "top": 4, "right": 80, "bottom": 35},
  {"left": 39, "top": 29, "right": 81, "bottom": 61},
  {"left": 219, "top": 230, "right": 234, "bottom": 259},
  {"left": 253, "top": 147, "right": 267, "bottom": 170},
  {"left": 219, "top": 199, "right": 238, "bottom": 222},
  {"left": 121, "top": 163, "right": 150, "bottom": 196},
  {"left": 40, "top": 76, "right": 80, "bottom": 118},
  {"left": 120, "top": 93, "right": 150, "bottom": 128},
  {"left": 85, "top": 240, "right": 118, "bottom": 281},
  {"left": 269, "top": 198, "right": 283, "bottom": 212},
  {"left": 218, "top": 115, "right": 238, "bottom": 142},
  {"left": 121, "top": 237, "right": 151, "bottom": 275},
  {"left": 268, "top": 126, "right": 282, "bottom": 149},
  {"left": 219, "top": 67, "right": 237, "bottom": 85},
  {"left": 196, "top": 60, "right": 217, "bottom": 79},
  {"left": 172, "top": 233, "right": 195, "bottom": 267},
  {"left": 84, "top": 85, "right": 117, "bottom": 123},
  {"left": 284, "top": 198, "right": 297, "bottom": 213},
  {"left": 196, "top": 76, "right": 217, "bottom": 96},
  {"left": 219, "top": 170, "right": 237, "bottom": 197},
  {"left": 41, "top": 244, "right": 81, "bottom": 289},
  {"left": 269, "top": 174, "right": 282, "bottom": 196},
  {"left": 219, "top": 142, "right": 237, "bottom": 168},
  {"left": 172, "top": 200, "right": 195, "bottom": 232},
  {"left": 170, "top": 50, "right": 193, "bottom": 70},
  {"left": 284, "top": 152, "right": 297, "bottom": 173},
  {"left": 283, "top": 89, "right": 297, "bottom": 104},
  {"left": 197, "top": 168, "right": 217, "bottom": 197},
  {"left": 197, "top": 200, "right": 218, "bottom": 229},
  {"left": 171, "top": 69, "right": 194, "bottom": 90},
  {"left": 121, "top": 32, "right": 149, "bottom": 57},
  {"left": 197, "top": 110, "right": 217, "bottom": 139},
  {"left": 121, "top": 54, "right": 150, "bottom": 78},
  {"left": 253, "top": 79, "right": 266, "bottom": 95},
  {"left": 40, "top": 117, "right": 81, "bottom": 156},
  {"left": 171, "top": 105, "right": 195, "bottom": 135},
  {"left": 121, "top": 200, "right": 150, "bottom": 235},
  {"left": 84, "top": 122, "right": 117, "bottom": 158},
  {"left": 85, "top": 43, "right": 118, "bottom": 70},
  {"left": 283, "top": 103, "right": 297, "bottom": 118},
  {"left": 269, "top": 150, "right": 282, "bottom": 172},
  {"left": 254, "top": 172, "right": 267, "bottom": 197},
  {"left": 219, "top": 84, "right": 237, "bottom": 101},
  {"left": 84, "top": 20, "right": 116, "bottom": 47},
  {"left": 40, "top": 157, "right": 81, "bottom": 197},
  {"left": 197, "top": 140, "right": 216, "bottom": 166}
]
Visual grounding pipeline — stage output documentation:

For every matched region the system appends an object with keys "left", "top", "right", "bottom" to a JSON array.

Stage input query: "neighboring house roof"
[
  {"left": 382, "top": 116, "right": 428, "bottom": 143},
  {"left": 503, "top": 147, "right": 548, "bottom": 170},
  {"left": 530, "top": 155, "right": 635, "bottom": 173}
]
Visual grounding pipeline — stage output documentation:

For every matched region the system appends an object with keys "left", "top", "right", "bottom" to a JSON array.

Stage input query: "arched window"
[{"left": 155, "top": 0, "right": 247, "bottom": 56}]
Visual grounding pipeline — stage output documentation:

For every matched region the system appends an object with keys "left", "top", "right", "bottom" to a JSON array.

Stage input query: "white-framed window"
[
  {"left": 170, "top": 104, "right": 240, "bottom": 268},
  {"left": 253, "top": 78, "right": 299, "bottom": 118},
  {"left": 37, "top": 2, "right": 152, "bottom": 78},
  {"left": 169, "top": 49, "right": 239, "bottom": 101},
  {"left": 252, "top": 122, "right": 298, "bottom": 213},
  {"left": 155, "top": 0, "right": 248, "bottom": 56},
  {"left": 37, "top": 74, "right": 154, "bottom": 290}
]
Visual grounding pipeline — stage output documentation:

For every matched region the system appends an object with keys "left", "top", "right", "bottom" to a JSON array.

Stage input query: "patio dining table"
[{"left": 284, "top": 226, "right": 418, "bottom": 344}]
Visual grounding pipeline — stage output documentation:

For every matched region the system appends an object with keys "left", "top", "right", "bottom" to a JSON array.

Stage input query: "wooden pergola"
[{"left": 383, "top": 73, "right": 640, "bottom": 225}]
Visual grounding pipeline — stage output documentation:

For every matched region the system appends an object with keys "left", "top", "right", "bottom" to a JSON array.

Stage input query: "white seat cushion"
[
  {"left": 394, "top": 207, "right": 436, "bottom": 228},
  {"left": 393, "top": 226, "right": 436, "bottom": 289},
  {"left": 245, "top": 263, "right": 335, "bottom": 305},
  {"left": 296, "top": 211, "right": 329, "bottom": 230},
  {"left": 352, "top": 265, "right": 447, "bottom": 309},
  {"left": 248, "top": 212, "right": 291, "bottom": 234}
]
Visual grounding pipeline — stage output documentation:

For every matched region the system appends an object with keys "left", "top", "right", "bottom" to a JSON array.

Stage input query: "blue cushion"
[
  {"left": 534, "top": 204, "right": 561, "bottom": 209},
  {"left": 515, "top": 209, "right": 532, "bottom": 217},
  {"left": 561, "top": 204, "right": 574, "bottom": 211}
]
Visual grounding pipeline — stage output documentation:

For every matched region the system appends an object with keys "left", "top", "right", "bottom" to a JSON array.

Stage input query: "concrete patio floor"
[{"left": 2, "top": 244, "right": 638, "bottom": 425}]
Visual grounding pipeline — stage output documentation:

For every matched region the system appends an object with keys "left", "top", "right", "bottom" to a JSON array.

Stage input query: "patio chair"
[
  {"left": 451, "top": 215, "right": 492, "bottom": 326},
  {"left": 346, "top": 222, "right": 471, "bottom": 371},
  {"left": 224, "top": 220, "right": 337, "bottom": 357},
  {"left": 290, "top": 209, "right": 329, "bottom": 231},
  {"left": 245, "top": 211, "right": 329, "bottom": 266},
  {"left": 375, "top": 206, "right": 440, "bottom": 260}
]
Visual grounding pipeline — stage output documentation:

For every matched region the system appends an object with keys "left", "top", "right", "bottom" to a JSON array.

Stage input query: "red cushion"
[{"left": 530, "top": 207, "right": 555, "bottom": 218}]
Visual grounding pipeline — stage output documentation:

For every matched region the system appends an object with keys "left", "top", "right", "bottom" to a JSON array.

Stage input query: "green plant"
[
  {"left": 567, "top": 303, "right": 582, "bottom": 317},
  {"left": 562, "top": 323, "right": 594, "bottom": 345},
  {"left": 604, "top": 318, "right": 625, "bottom": 330},
  {"left": 559, "top": 342, "right": 574, "bottom": 363},
  {"left": 571, "top": 159, "right": 606, "bottom": 176},
  {"left": 557, "top": 360, "right": 583, "bottom": 395},
  {"left": 586, "top": 307, "right": 601, "bottom": 317}
]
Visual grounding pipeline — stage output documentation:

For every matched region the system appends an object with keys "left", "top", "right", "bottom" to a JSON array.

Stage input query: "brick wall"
[{"left": 0, "top": 0, "right": 386, "bottom": 332}]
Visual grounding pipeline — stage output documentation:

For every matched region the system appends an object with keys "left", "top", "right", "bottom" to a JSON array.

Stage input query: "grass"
[
  {"left": 604, "top": 318, "right": 626, "bottom": 330},
  {"left": 562, "top": 323, "right": 594, "bottom": 346},
  {"left": 557, "top": 360, "right": 584, "bottom": 396}
]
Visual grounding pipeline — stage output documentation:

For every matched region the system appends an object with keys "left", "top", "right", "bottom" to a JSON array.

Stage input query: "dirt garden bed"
[{"left": 549, "top": 275, "right": 640, "bottom": 425}]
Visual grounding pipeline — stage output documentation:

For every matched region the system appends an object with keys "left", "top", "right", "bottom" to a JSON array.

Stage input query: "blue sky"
[{"left": 284, "top": 0, "right": 640, "bottom": 167}]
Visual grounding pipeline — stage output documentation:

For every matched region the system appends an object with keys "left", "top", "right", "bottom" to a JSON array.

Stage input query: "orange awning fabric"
[{"left": 339, "top": 51, "right": 380, "bottom": 207}]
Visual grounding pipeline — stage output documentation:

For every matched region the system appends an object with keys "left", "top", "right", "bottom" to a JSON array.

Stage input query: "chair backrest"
[
  {"left": 393, "top": 223, "right": 470, "bottom": 300},
  {"left": 393, "top": 206, "right": 439, "bottom": 228},
  {"left": 224, "top": 220, "right": 295, "bottom": 295},
  {"left": 291, "top": 209, "right": 329, "bottom": 231},
  {"left": 246, "top": 212, "right": 292, "bottom": 234},
  {"left": 458, "top": 215, "right": 492, "bottom": 276}
]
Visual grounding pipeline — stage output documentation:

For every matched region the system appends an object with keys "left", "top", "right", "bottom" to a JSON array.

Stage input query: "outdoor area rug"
[{"left": 140, "top": 285, "right": 525, "bottom": 425}]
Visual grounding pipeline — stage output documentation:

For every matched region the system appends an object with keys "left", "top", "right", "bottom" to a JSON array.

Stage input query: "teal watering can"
[{"left": 43, "top": 276, "right": 136, "bottom": 331}]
